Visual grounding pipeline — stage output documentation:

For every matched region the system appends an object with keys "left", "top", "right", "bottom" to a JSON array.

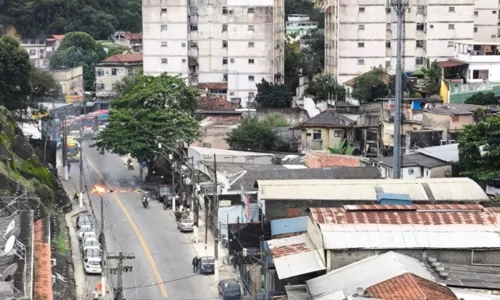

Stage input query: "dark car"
[
  {"left": 115, "top": 178, "right": 136, "bottom": 190},
  {"left": 199, "top": 256, "right": 215, "bottom": 274},
  {"left": 155, "top": 185, "right": 171, "bottom": 202},
  {"left": 218, "top": 279, "right": 241, "bottom": 300}
]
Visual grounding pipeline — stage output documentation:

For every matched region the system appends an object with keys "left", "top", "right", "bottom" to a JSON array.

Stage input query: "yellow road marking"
[{"left": 86, "top": 159, "right": 168, "bottom": 298}]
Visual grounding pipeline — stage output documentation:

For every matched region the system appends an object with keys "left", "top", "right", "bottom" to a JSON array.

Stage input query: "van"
[{"left": 218, "top": 280, "right": 241, "bottom": 300}]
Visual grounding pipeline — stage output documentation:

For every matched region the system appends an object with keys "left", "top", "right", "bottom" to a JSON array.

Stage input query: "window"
[
  {"left": 222, "top": 40, "right": 228, "bottom": 48},
  {"left": 111, "top": 68, "right": 117, "bottom": 76},
  {"left": 358, "top": 7, "right": 365, "bottom": 13},
  {"left": 161, "top": 41, "right": 168, "bottom": 47},
  {"left": 161, "top": 24, "right": 168, "bottom": 31},
  {"left": 223, "top": 73, "right": 228, "bottom": 81},
  {"left": 222, "top": 6, "right": 228, "bottom": 14},
  {"left": 248, "top": 59, "right": 254, "bottom": 64},
  {"left": 29, "top": 50, "right": 36, "bottom": 55},
  {"left": 248, "top": 92, "right": 255, "bottom": 98},
  {"left": 161, "top": 58, "right": 168, "bottom": 64},
  {"left": 447, "top": 41, "right": 454, "bottom": 47},
  {"left": 222, "top": 57, "right": 228, "bottom": 64},
  {"left": 449, "top": 6, "right": 455, "bottom": 12},
  {"left": 416, "top": 23, "right": 424, "bottom": 31},
  {"left": 474, "top": 11, "right": 478, "bottom": 16},
  {"left": 334, "top": 130, "right": 343, "bottom": 138},
  {"left": 385, "top": 60, "right": 391, "bottom": 67},
  {"left": 386, "top": 8, "right": 391, "bottom": 13},
  {"left": 357, "top": 59, "right": 364, "bottom": 65},
  {"left": 493, "top": 34, "right": 497, "bottom": 38},
  {"left": 127, "top": 68, "right": 133, "bottom": 76},
  {"left": 248, "top": 8, "right": 254, "bottom": 14},
  {"left": 494, "top": 10, "right": 498, "bottom": 14},
  {"left": 386, "top": 41, "right": 391, "bottom": 49},
  {"left": 417, "top": 5, "right": 425, "bottom": 14},
  {"left": 190, "top": 6, "right": 197, "bottom": 15},
  {"left": 358, "top": 42, "right": 364, "bottom": 48},
  {"left": 161, "top": 8, "right": 167, "bottom": 13},
  {"left": 358, "top": 24, "right": 365, "bottom": 30},
  {"left": 416, "top": 40, "right": 425, "bottom": 48},
  {"left": 190, "top": 24, "right": 198, "bottom": 31},
  {"left": 415, "top": 57, "right": 424, "bottom": 65},
  {"left": 96, "top": 83, "right": 105, "bottom": 91},
  {"left": 312, "top": 130, "right": 322, "bottom": 140},
  {"left": 448, "top": 24, "right": 455, "bottom": 30},
  {"left": 222, "top": 24, "right": 228, "bottom": 32},
  {"left": 474, "top": 27, "right": 478, "bottom": 33},
  {"left": 248, "top": 75, "right": 255, "bottom": 81},
  {"left": 190, "top": 41, "right": 198, "bottom": 48},
  {"left": 248, "top": 42, "right": 254, "bottom": 48},
  {"left": 248, "top": 25, "right": 254, "bottom": 31},
  {"left": 96, "top": 69, "right": 104, "bottom": 77}
]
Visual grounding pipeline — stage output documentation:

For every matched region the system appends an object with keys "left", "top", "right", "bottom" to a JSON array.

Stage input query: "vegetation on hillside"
[{"left": 465, "top": 92, "right": 499, "bottom": 106}]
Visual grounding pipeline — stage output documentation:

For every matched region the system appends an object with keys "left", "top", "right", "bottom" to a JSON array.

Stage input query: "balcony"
[{"left": 454, "top": 42, "right": 500, "bottom": 63}]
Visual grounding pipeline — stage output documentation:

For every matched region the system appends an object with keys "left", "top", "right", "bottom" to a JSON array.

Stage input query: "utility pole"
[
  {"left": 108, "top": 252, "right": 135, "bottom": 300},
  {"left": 62, "top": 117, "right": 68, "bottom": 181},
  {"left": 391, "top": 0, "right": 408, "bottom": 179},
  {"left": 171, "top": 156, "right": 176, "bottom": 212},
  {"left": 79, "top": 98, "right": 86, "bottom": 208},
  {"left": 213, "top": 154, "right": 219, "bottom": 260},
  {"left": 100, "top": 196, "right": 106, "bottom": 297}
]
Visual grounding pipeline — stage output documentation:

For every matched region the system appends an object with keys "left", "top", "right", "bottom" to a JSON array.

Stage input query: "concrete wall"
[
  {"left": 255, "top": 108, "right": 309, "bottom": 125},
  {"left": 428, "top": 165, "right": 453, "bottom": 178},
  {"left": 51, "top": 66, "right": 84, "bottom": 96},
  {"left": 95, "top": 64, "right": 142, "bottom": 97},
  {"left": 422, "top": 112, "right": 475, "bottom": 136},
  {"left": 382, "top": 121, "right": 423, "bottom": 147},
  {"left": 301, "top": 128, "right": 347, "bottom": 151},
  {"left": 328, "top": 249, "right": 500, "bottom": 271}
]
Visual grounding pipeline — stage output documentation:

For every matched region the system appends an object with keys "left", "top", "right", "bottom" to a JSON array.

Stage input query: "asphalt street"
[{"left": 80, "top": 142, "right": 218, "bottom": 300}]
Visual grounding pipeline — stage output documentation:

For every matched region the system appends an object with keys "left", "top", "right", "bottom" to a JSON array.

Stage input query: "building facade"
[
  {"left": 142, "top": 0, "right": 285, "bottom": 108},
  {"left": 321, "top": 0, "right": 488, "bottom": 84},
  {"left": 95, "top": 54, "right": 143, "bottom": 98},
  {"left": 50, "top": 66, "right": 84, "bottom": 97}
]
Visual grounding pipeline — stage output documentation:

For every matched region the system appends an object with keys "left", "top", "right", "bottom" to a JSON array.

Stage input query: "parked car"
[
  {"left": 82, "top": 231, "right": 97, "bottom": 244},
  {"left": 83, "top": 256, "right": 102, "bottom": 274},
  {"left": 84, "top": 248, "right": 101, "bottom": 260},
  {"left": 218, "top": 279, "right": 241, "bottom": 300},
  {"left": 199, "top": 256, "right": 215, "bottom": 274},
  {"left": 155, "top": 185, "right": 171, "bottom": 202},
  {"left": 177, "top": 218, "right": 194, "bottom": 232},
  {"left": 77, "top": 225, "right": 93, "bottom": 240},
  {"left": 81, "top": 237, "right": 100, "bottom": 253},
  {"left": 76, "top": 214, "right": 92, "bottom": 229}
]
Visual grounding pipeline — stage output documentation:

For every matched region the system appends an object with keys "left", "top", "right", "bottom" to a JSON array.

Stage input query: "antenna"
[
  {"left": 1, "top": 263, "right": 18, "bottom": 281},
  {"left": 5, "top": 220, "right": 15, "bottom": 236},
  {"left": 4, "top": 236, "right": 15, "bottom": 254},
  {"left": 5, "top": 228, "right": 20, "bottom": 241}
]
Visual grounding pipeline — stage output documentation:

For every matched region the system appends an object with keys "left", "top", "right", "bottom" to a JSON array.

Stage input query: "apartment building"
[
  {"left": 95, "top": 54, "right": 143, "bottom": 98},
  {"left": 142, "top": 0, "right": 285, "bottom": 108},
  {"left": 322, "top": 0, "right": 489, "bottom": 85}
]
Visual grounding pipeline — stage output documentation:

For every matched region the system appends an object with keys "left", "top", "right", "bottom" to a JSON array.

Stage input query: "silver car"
[{"left": 177, "top": 218, "right": 194, "bottom": 232}]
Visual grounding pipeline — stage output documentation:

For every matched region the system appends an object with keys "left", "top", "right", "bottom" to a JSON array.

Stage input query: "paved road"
[{"left": 81, "top": 142, "right": 218, "bottom": 300}]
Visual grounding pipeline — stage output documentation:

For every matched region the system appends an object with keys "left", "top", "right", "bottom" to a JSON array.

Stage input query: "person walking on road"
[
  {"left": 192, "top": 256, "right": 199, "bottom": 273},
  {"left": 91, "top": 288, "right": 99, "bottom": 300},
  {"left": 67, "top": 162, "right": 71, "bottom": 173}
]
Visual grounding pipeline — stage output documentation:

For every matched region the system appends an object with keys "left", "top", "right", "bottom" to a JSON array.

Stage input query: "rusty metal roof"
[
  {"left": 267, "top": 234, "right": 326, "bottom": 279},
  {"left": 309, "top": 205, "right": 497, "bottom": 225}
]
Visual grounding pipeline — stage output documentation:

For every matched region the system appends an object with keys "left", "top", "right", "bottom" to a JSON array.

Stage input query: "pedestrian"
[
  {"left": 91, "top": 288, "right": 99, "bottom": 300},
  {"left": 67, "top": 162, "right": 71, "bottom": 173},
  {"left": 192, "top": 256, "right": 198, "bottom": 273}
]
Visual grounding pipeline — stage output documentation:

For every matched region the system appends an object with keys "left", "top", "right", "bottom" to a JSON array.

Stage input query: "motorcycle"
[
  {"left": 142, "top": 196, "right": 149, "bottom": 208},
  {"left": 127, "top": 162, "right": 134, "bottom": 170}
]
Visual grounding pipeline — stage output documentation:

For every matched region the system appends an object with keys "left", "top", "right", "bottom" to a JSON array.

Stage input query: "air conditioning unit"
[
  {"left": 448, "top": 140, "right": 456, "bottom": 144},
  {"left": 440, "top": 140, "right": 447, "bottom": 145}
]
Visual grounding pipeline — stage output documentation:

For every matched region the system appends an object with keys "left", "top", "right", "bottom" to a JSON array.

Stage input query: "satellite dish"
[
  {"left": 1, "top": 263, "right": 18, "bottom": 281},
  {"left": 4, "top": 236, "right": 15, "bottom": 254},
  {"left": 5, "top": 228, "right": 20, "bottom": 241},
  {"left": 5, "top": 220, "right": 15, "bottom": 236}
]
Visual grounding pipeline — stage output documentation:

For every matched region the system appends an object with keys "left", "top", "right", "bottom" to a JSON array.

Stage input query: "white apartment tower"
[
  {"left": 142, "top": 0, "right": 285, "bottom": 108},
  {"left": 322, "top": 0, "right": 498, "bottom": 84}
]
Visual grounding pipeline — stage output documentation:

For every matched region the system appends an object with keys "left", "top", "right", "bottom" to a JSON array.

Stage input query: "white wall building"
[
  {"left": 453, "top": 41, "right": 500, "bottom": 82},
  {"left": 142, "top": 0, "right": 285, "bottom": 108},
  {"left": 321, "top": 0, "right": 496, "bottom": 85}
]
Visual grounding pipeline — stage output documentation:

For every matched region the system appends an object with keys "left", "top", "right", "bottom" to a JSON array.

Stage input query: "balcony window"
[
  {"left": 161, "top": 58, "right": 168, "bottom": 64},
  {"left": 248, "top": 8, "right": 254, "bottom": 14},
  {"left": 248, "top": 25, "right": 254, "bottom": 31},
  {"left": 416, "top": 23, "right": 424, "bottom": 31},
  {"left": 161, "top": 41, "right": 168, "bottom": 47},
  {"left": 358, "top": 7, "right": 365, "bottom": 13},
  {"left": 448, "top": 24, "right": 455, "bottom": 30},
  {"left": 415, "top": 57, "right": 424, "bottom": 65},
  {"left": 190, "top": 24, "right": 198, "bottom": 31},
  {"left": 96, "top": 84, "right": 105, "bottom": 91},
  {"left": 96, "top": 69, "right": 104, "bottom": 77},
  {"left": 248, "top": 75, "right": 255, "bottom": 81},
  {"left": 222, "top": 7, "right": 228, "bottom": 14},
  {"left": 190, "top": 41, "right": 198, "bottom": 48},
  {"left": 416, "top": 40, "right": 425, "bottom": 48},
  {"left": 248, "top": 59, "right": 254, "bottom": 64},
  {"left": 222, "top": 24, "right": 228, "bottom": 32},
  {"left": 223, "top": 74, "right": 228, "bottom": 81},
  {"left": 222, "top": 40, "right": 228, "bottom": 48},
  {"left": 449, "top": 7, "right": 455, "bottom": 12},
  {"left": 358, "top": 24, "right": 365, "bottom": 30},
  {"left": 223, "top": 57, "right": 228, "bottom": 65},
  {"left": 248, "top": 42, "right": 254, "bottom": 48},
  {"left": 358, "top": 42, "right": 364, "bottom": 48},
  {"left": 161, "top": 8, "right": 167, "bottom": 13}
]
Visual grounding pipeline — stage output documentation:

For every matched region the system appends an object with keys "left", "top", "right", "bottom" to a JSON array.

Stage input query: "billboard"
[{"left": 65, "top": 95, "right": 83, "bottom": 103}]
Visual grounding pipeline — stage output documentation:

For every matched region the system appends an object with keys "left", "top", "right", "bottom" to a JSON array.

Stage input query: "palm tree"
[{"left": 421, "top": 59, "right": 442, "bottom": 95}]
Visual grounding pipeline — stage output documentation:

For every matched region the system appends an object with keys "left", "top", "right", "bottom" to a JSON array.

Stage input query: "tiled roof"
[
  {"left": 366, "top": 273, "right": 457, "bottom": 300},
  {"left": 438, "top": 59, "right": 467, "bottom": 68},
  {"left": 101, "top": 53, "right": 143, "bottom": 63},
  {"left": 197, "top": 96, "right": 234, "bottom": 110},
  {"left": 34, "top": 219, "right": 52, "bottom": 300},
  {"left": 198, "top": 82, "right": 228, "bottom": 90},
  {"left": 52, "top": 35, "right": 65, "bottom": 41},
  {"left": 310, "top": 204, "right": 497, "bottom": 225},
  {"left": 122, "top": 32, "right": 142, "bottom": 40},
  {"left": 299, "top": 110, "right": 354, "bottom": 128}
]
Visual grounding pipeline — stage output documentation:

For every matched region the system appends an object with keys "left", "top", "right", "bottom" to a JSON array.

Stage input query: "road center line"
[{"left": 86, "top": 158, "right": 168, "bottom": 298}]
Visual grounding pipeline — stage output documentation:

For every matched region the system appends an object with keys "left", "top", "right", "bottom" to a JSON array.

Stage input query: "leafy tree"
[
  {"left": 50, "top": 32, "right": 106, "bottom": 91},
  {"left": 0, "top": 35, "right": 32, "bottom": 111},
  {"left": 255, "top": 79, "right": 293, "bottom": 108},
  {"left": 388, "top": 73, "right": 412, "bottom": 97},
  {"left": 306, "top": 74, "right": 346, "bottom": 102},
  {"left": 225, "top": 119, "right": 291, "bottom": 152},
  {"left": 459, "top": 117, "right": 500, "bottom": 182},
  {"left": 301, "top": 29, "right": 324, "bottom": 73},
  {"left": 284, "top": 40, "right": 301, "bottom": 92},
  {"left": 465, "top": 92, "right": 498, "bottom": 105},
  {"left": 421, "top": 59, "right": 442, "bottom": 95},
  {"left": 112, "top": 68, "right": 144, "bottom": 96},
  {"left": 30, "top": 68, "right": 61, "bottom": 102},
  {"left": 351, "top": 67, "right": 389, "bottom": 103},
  {"left": 92, "top": 74, "right": 200, "bottom": 180}
]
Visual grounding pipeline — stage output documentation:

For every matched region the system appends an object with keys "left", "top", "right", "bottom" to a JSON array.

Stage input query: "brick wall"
[{"left": 305, "top": 152, "right": 361, "bottom": 168}]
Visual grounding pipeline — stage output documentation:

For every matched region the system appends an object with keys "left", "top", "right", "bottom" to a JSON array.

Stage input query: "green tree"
[
  {"left": 92, "top": 74, "right": 200, "bottom": 180},
  {"left": 306, "top": 74, "right": 346, "bottom": 102},
  {"left": 284, "top": 40, "right": 301, "bottom": 92},
  {"left": 255, "top": 79, "right": 294, "bottom": 108},
  {"left": 351, "top": 67, "right": 389, "bottom": 103},
  {"left": 112, "top": 68, "right": 144, "bottom": 96},
  {"left": 459, "top": 116, "right": 500, "bottom": 181},
  {"left": 50, "top": 32, "right": 107, "bottom": 91},
  {"left": 0, "top": 35, "right": 32, "bottom": 111},
  {"left": 421, "top": 59, "right": 442, "bottom": 95},
  {"left": 30, "top": 68, "right": 61, "bottom": 102},
  {"left": 465, "top": 92, "right": 498, "bottom": 105},
  {"left": 225, "top": 119, "right": 291, "bottom": 152},
  {"left": 388, "top": 73, "right": 413, "bottom": 97}
]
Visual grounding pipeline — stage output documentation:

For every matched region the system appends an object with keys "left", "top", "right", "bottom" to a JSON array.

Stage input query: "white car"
[
  {"left": 83, "top": 256, "right": 102, "bottom": 274},
  {"left": 81, "top": 238, "right": 101, "bottom": 253},
  {"left": 84, "top": 248, "right": 102, "bottom": 260},
  {"left": 77, "top": 225, "right": 93, "bottom": 240},
  {"left": 82, "top": 232, "right": 98, "bottom": 244},
  {"left": 177, "top": 218, "right": 194, "bottom": 232}
]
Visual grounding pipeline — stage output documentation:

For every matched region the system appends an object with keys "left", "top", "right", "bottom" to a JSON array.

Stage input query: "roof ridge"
[{"left": 406, "top": 273, "right": 427, "bottom": 300}]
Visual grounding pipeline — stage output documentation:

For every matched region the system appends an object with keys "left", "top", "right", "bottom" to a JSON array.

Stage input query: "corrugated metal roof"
[
  {"left": 374, "top": 153, "right": 448, "bottom": 169},
  {"left": 417, "top": 144, "right": 459, "bottom": 163},
  {"left": 271, "top": 216, "right": 308, "bottom": 237},
  {"left": 257, "top": 178, "right": 488, "bottom": 202},
  {"left": 319, "top": 224, "right": 500, "bottom": 250},
  {"left": 267, "top": 234, "right": 326, "bottom": 279},
  {"left": 310, "top": 205, "right": 497, "bottom": 225},
  {"left": 306, "top": 251, "right": 434, "bottom": 300},
  {"left": 285, "top": 285, "right": 311, "bottom": 300},
  {"left": 190, "top": 146, "right": 274, "bottom": 157}
]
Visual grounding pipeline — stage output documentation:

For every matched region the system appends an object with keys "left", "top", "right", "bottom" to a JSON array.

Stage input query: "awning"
[
  {"left": 438, "top": 59, "right": 467, "bottom": 68},
  {"left": 267, "top": 234, "right": 326, "bottom": 280}
]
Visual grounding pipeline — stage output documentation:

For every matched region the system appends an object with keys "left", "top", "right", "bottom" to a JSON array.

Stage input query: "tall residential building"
[
  {"left": 322, "top": 0, "right": 498, "bottom": 84},
  {"left": 142, "top": 0, "right": 285, "bottom": 108}
]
